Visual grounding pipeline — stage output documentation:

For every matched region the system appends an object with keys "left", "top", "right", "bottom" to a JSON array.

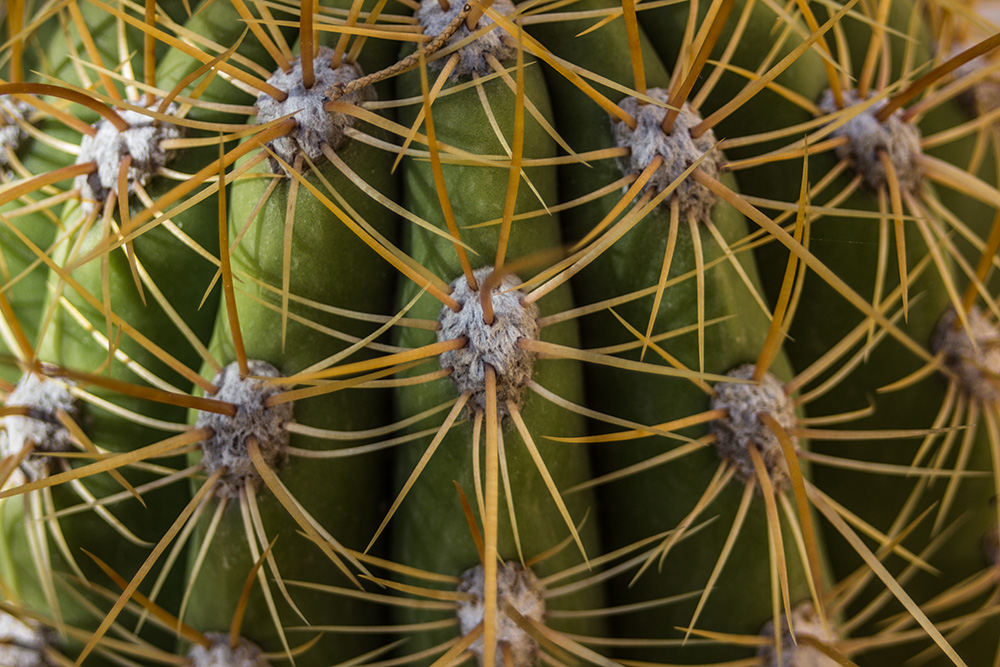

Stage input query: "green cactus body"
[
  {"left": 2, "top": 1, "right": 1000, "bottom": 666},
  {"left": 526, "top": 3, "right": 823, "bottom": 661},
  {"left": 0, "top": 5, "right": 225, "bottom": 656},
  {"left": 0, "top": 0, "right": 132, "bottom": 382},
  {"left": 638, "top": 0, "right": 826, "bottom": 167},
  {"left": 0, "top": 145, "right": 223, "bottom": 663},
  {"left": 152, "top": 0, "right": 295, "bottom": 125},
  {"left": 388, "top": 13, "right": 607, "bottom": 660},
  {"left": 180, "top": 37, "right": 401, "bottom": 663},
  {"left": 834, "top": 0, "right": 1000, "bottom": 267},
  {"left": 0, "top": 117, "right": 79, "bottom": 384},
  {"left": 740, "top": 5, "right": 1000, "bottom": 664}
]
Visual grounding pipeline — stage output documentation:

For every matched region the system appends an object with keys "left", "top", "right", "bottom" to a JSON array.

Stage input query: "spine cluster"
[{"left": 0, "top": 1, "right": 998, "bottom": 667}]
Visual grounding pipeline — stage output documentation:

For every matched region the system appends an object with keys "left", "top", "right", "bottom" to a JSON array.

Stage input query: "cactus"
[{"left": 1, "top": 0, "right": 1000, "bottom": 666}]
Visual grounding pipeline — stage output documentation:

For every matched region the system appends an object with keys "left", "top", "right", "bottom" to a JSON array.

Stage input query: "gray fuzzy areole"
[
  {"left": 416, "top": 0, "right": 517, "bottom": 79},
  {"left": 438, "top": 267, "right": 539, "bottom": 416},
  {"left": 188, "top": 633, "right": 270, "bottom": 667},
  {"left": 0, "top": 98, "right": 29, "bottom": 167},
  {"left": 255, "top": 47, "right": 372, "bottom": 171},
  {"left": 196, "top": 360, "right": 293, "bottom": 498},
  {"left": 758, "top": 602, "right": 839, "bottom": 667},
  {"left": 933, "top": 306, "right": 1000, "bottom": 404},
  {"left": 612, "top": 90, "right": 719, "bottom": 222},
  {"left": 1, "top": 372, "right": 78, "bottom": 483},
  {"left": 74, "top": 103, "right": 181, "bottom": 210},
  {"left": 710, "top": 364, "right": 796, "bottom": 490},
  {"left": 457, "top": 562, "right": 545, "bottom": 667},
  {"left": 818, "top": 89, "right": 922, "bottom": 193},
  {"left": 0, "top": 609, "right": 53, "bottom": 667}
]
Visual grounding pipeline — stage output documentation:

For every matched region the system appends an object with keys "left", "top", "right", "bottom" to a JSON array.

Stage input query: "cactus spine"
[{"left": 1, "top": 0, "right": 1000, "bottom": 666}]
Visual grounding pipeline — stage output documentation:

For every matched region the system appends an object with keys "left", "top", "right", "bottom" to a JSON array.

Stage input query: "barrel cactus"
[{"left": 0, "top": 0, "right": 999, "bottom": 666}]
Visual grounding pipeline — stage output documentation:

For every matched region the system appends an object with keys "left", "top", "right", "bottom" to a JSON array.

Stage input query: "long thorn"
[
  {"left": 885, "top": 32, "right": 1000, "bottom": 122},
  {"left": 662, "top": 0, "right": 734, "bottom": 134}
]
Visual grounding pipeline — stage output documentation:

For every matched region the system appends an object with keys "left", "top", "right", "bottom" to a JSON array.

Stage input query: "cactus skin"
[
  {"left": 390, "top": 39, "right": 606, "bottom": 655},
  {"left": 3, "top": 1, "right": 1000, "bottom": 667},
  {"left": 182, "top": 111, "right": 400, "bottom": 664},
  {"left": 744, "top": 9, "right": 1000, "bottom": 665},
  {"left": 0, "top": 6, "right": 218, "bottom": 657},
  {"left": 529, "top": 4, "right": 819, "bottom": 661}
]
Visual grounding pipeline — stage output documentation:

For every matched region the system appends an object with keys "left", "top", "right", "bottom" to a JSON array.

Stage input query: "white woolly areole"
[
  {"left": 457, "top": 562, "right": 545, "bottom": 667},
  {"left": 932, "top": 306, "right": 1000, "bottom": 404},
  {"left": 0, "top": 609, "right": 52, "bottom": 667},
  {"left": 188, "top": 633, "right": 270, "bottom": 667},
  {"left": 437, "top": 267, "right": 539, "bottom": 416},
  {"left": 74, "top": 103, "right": 181, "bottom": 209},
  {"left": 0, "top": 98, "right": 30, "bottom": 166},
  {"left": 758, "top": 602, "right": 838, "bottom": 667},
  {"left": 710, "top": 364, "right": 796, "bottom": 490},
  {"left": 612, "top": 90, "right": 719, "bottom": 221},
  {"left": 416, "top": 0, "right": 517, "bottom": 79},
  {"left": 1, "top": 373, "right": 78, "bottom": 482},
  {"left": 818, "top": 89, "right": 922, "bottom": 193},
  {"left": 195, "top": 361, "right": 293, "bottom": 498},
  {"left": 255, "top": 47, "right": 371, "bottom": 171}
]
